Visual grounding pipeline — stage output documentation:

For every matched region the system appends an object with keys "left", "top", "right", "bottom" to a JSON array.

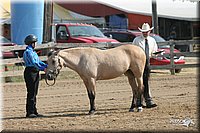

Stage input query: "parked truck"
[{"left": 54, "top": 23, "right": 119, "bottom": 43}]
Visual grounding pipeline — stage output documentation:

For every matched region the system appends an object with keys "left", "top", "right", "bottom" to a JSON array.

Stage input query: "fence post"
[
  {"left": 189, "top": 44, "right": 193, "bottom": 52},
  {"left": 169, "top": 41, "right": 175, "bottom": 75}
]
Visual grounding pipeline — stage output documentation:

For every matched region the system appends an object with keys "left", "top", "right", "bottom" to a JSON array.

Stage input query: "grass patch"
[
  {"left": 4, "top": 76, "right": 24, "bottom": 83},
  {"left": 3, "top": 69, "right": 81, "bottom": 83}
]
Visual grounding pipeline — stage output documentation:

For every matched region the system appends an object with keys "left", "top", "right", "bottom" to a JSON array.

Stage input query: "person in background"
[
  {"left": 168, "top": 26, "right": 177, "bottom": 40},
  {"left": 23, "top": 34, "right": 48, "bottom": 118},
  {"left": 133, "top": 23, "right": 158, "bottom": 109}
]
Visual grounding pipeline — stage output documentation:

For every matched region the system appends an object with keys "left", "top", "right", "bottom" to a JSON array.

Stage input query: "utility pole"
[
  {"left": 43, "top": 0, "right": 53, "bottom": 43},
  {"left": 152, "top": 0, "right": 159, "bottom": 34}
]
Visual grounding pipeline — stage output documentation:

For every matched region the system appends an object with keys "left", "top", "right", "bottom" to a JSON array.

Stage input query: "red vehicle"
[
  {"left": 55, "top": 23, "right": 119, "bottom": 43},
  {"left": 0, "top": 36, "right": 17, "bottom": 59},
  {"left": 0, "top": 36, "right": 17, "bottom": 75},
  {"left": 149, "top": 34, "right": 185, "bottom": 70},
  {"left": 104, "top": 30, "right": 185, "bottom": 73}
]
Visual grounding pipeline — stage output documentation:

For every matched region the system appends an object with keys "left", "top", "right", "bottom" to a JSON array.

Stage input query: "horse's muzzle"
[
  {"left": 46, "top": 73, "right": 55, "bottom": 80},
  {"left": 46, "top": 70, "right": 57, "bottom": 80}
]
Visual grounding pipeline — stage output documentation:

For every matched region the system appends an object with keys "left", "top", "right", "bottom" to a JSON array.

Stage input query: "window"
[
  {"left": 107, "top": 33, "right": 135, "bottom": 42},
  {"left": 68, "top": 25, "right": 105, "bottom": 38},
  {"left": 56, "top": 26, "right": 67, "bottom": 40}
]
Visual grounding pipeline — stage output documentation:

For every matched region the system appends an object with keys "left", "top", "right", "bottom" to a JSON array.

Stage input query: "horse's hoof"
[
  {"left": 88, "top": 110, "right": 95, "bottom": 115},
  {"left": 137, "top": 107, "right": 143, "bottom": 112},
  {"left": 129, "top": 108, "right": 134, "bottom": 112}
]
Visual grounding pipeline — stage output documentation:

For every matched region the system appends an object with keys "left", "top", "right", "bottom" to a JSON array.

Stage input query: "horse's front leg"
[{"left": 83, "top": 78, "right": 96, "bottom": 115}]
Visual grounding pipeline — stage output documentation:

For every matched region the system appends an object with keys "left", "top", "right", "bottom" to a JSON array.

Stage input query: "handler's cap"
[
  {"left": 24, "top": 34, "right": 38, "bottom": 45},
  {"left": 138, "top": 23, "right": 154, "bottom": 32}
]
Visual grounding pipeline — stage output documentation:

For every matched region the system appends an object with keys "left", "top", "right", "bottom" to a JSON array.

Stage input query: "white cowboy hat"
[{"left": 138, "top": 23, "right": 154, "bottom": 32}]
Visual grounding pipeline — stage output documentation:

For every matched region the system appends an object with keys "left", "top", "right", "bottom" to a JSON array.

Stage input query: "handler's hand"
[{"left": 44, "top": 68, "right": 47, "bottom": 73}]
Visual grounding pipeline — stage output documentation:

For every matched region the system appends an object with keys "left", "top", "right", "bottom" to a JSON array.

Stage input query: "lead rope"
[{"left": 45, "top": 78, "right": 56, "bottom": 86}]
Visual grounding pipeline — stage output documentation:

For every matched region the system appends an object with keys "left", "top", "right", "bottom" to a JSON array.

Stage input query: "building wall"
[{"left": 127, "top": 13, "right": 152, "bottom": 30}]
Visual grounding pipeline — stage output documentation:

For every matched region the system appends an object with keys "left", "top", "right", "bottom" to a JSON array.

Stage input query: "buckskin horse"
[{"left": 46, "top": 44, "right": 146, "bottom": 114}]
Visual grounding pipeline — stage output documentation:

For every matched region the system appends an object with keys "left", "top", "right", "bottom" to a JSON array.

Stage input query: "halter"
[{"left": 45, "top": 55, "right": 62, "bottom": 86}]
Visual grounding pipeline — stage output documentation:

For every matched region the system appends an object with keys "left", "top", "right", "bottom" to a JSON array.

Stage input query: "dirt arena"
[{"left": 1, "top": 66, "right": 199, "bottom": 132}]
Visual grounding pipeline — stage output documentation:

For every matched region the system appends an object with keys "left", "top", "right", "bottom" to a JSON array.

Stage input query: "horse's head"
[{"left": 46, "top": 50, "right": 62, "bottom": 81}]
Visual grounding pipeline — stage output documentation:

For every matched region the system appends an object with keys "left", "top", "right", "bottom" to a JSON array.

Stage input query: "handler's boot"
[
  {"left": 145, "top": 99, "right": 157, "bottom": 108},
  {"left": 26, "top": 114, "right": 37, "bottom": 118}
]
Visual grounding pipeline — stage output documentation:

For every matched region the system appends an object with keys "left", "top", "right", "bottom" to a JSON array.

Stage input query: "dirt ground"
[{"left": 1, "top": 67, "right": 199, "bottom": 132}]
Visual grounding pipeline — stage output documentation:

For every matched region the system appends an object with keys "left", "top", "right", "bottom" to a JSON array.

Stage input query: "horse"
[{"left": 45, "top": 44, "right": 146, "bottom": 114}]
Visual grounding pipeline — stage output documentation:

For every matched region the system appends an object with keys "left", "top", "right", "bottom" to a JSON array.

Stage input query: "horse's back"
[
  {"left": 113, "top": 44, "right": 146, "bottom": 61},
  {"left": 118, "top": 44, "right": 144, "bottom": 55}
]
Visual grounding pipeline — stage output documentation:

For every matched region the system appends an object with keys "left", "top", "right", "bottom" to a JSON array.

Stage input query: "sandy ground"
[{"left": 1, "top": 67, "right": 199, "bottom": 132}]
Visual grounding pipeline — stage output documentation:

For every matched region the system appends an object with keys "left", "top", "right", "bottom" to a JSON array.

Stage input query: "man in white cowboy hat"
[{"left": 133, "top": 23, "right": 158, "bottom": 109}]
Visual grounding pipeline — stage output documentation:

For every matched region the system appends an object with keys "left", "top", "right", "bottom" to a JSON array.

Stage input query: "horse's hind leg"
[
  {"left": 135, "top": 76, "right": 144, "bottom": 112},
  {"left": 125, "top": 70, "right": 137, "bottom": 112},
  {"left": 83, "top": 78, "right": 96, "bottom": 115},
  {"left": 129, "top": 63, "right": 145, "bottom": 112}
]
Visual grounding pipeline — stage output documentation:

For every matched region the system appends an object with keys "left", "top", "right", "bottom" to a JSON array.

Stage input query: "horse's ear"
[
  {"left": 47, "top": 49, "right": 60, "bottom": 57},
  {"left": 47, "top": 49, "right": 54, "bottom": 57}
]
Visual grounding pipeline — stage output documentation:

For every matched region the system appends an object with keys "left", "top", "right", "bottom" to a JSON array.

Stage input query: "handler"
[
  {"left": 23, "top": 34, "right": 48, "bottom": 118},
  {"left": 133, "top": 23, "right": 157, "bottom": 108}
]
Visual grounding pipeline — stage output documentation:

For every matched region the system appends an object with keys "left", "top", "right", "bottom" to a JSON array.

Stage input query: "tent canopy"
[
  {"left": 53, "top": 3, "right": 105, "bottom": 24},
  {"left": 0, "top": 0, "right": 11, "bottom": 24}
]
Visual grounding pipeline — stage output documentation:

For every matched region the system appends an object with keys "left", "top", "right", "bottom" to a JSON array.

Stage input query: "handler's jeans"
[
  {"left": 24, "top": 67, "right": 39, "bottom": 116},
  {"left": 143, "top": 64, "right": 153, "bottom": 105}
]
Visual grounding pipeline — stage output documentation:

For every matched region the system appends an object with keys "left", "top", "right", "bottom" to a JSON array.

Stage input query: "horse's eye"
[{"left": 52, "top": 60, "right": 55, "bottom": 65}]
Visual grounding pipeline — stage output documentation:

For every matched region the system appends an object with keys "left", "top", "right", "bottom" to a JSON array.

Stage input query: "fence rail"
[{"left": 1, "top": 40, "right": 199, "bottom": 77}]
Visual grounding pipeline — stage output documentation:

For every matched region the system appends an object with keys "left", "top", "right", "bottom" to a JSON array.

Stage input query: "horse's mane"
[
  {"left": 47, "top": 51, "right": 53, "bottom": 57},
  {"left": 48, "top": 47, "right": 102, "bottom": 58},
  {"left": 47, "top": 49, "right": 60, "bottom": 57}
]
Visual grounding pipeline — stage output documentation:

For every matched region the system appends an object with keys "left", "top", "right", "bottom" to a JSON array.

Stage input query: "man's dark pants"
[{"left": 143, "top": 63, "right": 153, "bottom": 104}]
